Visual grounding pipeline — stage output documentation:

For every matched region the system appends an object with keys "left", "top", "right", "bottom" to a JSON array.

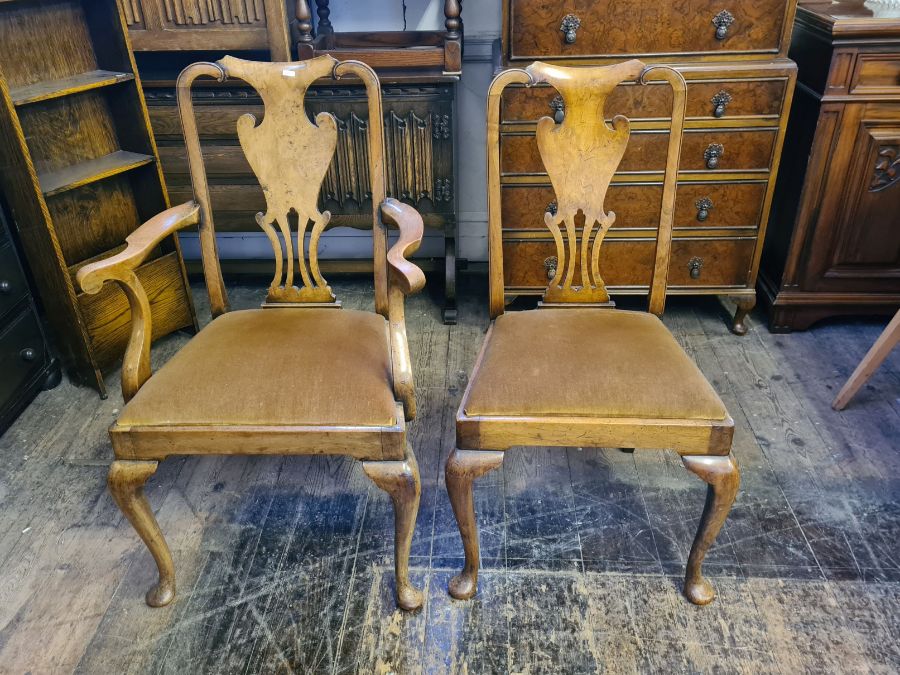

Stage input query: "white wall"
[{"left": 182, "top": 1, "right": 501, "bottom": 263}]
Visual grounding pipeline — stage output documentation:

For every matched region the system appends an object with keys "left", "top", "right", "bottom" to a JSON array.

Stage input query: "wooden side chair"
[
  {"left": 76, "top": 56, "right": 427, "bottom": 611},
  {"left": 446, "top": 60, "right": 740, "bottom": 606}
]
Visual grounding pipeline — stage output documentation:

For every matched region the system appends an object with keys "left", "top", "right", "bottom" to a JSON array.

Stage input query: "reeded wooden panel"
[
  {"left": 502, "top": 79, "right": 786, "bottom": 122},
  {"left": 501, "top": 129, "right": 777, "bottom": 174},
  {"left": 503, "top": 238, "right": 755, "bottom": 289},
  {"left": 508, "top": 0, "right": 791, "bottom": 60},
  {"left": 501, "top": 182, "right": 768, "bottom": 230}
]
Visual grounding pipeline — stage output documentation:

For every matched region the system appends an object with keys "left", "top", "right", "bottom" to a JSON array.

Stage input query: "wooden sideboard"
[
  {"left": 499, "top": 0, "right": 798, "bottom": 334},
  {"left": 761, "top": 1, "right": 900, "bottom": 331}
]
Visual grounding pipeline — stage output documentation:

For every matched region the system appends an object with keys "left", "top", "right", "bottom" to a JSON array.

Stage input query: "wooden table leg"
[{"left": 833, "top": 309, "right": 900, "bottom": 410}]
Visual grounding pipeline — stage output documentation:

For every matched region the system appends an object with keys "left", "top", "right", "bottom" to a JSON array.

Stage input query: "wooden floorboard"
[{"left": 0, "top": 274, "right": 897, "bottom": 673}]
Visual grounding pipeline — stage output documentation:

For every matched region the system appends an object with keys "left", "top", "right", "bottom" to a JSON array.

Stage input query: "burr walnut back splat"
[
  {"left": 486, "top": 60, "right": 687, "bottom": 315},
  {"left": 177, "top": 55, "right": 391, "bottom": 309}
]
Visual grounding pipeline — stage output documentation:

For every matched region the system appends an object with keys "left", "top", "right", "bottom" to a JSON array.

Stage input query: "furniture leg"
[
  {"left": 730, "top": 294, "right": 756, "bottom": 336},
  {"left": 362, "top": 444, "right": 424, "bottom": 610},
  {"left": 681, "top": 454, "right": 740, "bottom": 605},
  {"left": 833, "top": 309, "right": 900, "bottom": 410},
  {"left": 443, "top": 234, "right": 458, "bottom": 324},
  {"left": 108, "top": 460, "right": 176, "bottom": 607},
  {"left": 445, "top": 448, "right": 504, "bottom": 599}
]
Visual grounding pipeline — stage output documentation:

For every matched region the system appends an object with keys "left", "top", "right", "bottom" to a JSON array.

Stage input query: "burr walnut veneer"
[
  {"left": 77, "top": 56, "right": 427, "bottom": 611},
  {"left": 447, "top": 61, "right": 740, "bottom": 606},
  {"left": 499, "top": 0, "right": 799, "bottom": 334}
]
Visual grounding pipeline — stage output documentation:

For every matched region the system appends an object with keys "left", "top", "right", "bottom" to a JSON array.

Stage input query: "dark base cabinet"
[
  {"left": 140, "top": 64, "right": 459, "bottom": 323},
  {"left": 761, "top": 2, "right": 900, "bottom": 332},
  {"left": 0, "top": 205, "right": 60, "bottom": 435}
]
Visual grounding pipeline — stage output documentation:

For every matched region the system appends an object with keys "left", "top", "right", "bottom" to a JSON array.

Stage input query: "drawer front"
[
  {"left": 0, "top": 242, "right": 29, "bottom": 320},
  {"left": 503, "top": 237, "right": 755, "bottom": 289},
  {"left": 502, "top": 79, "right": 786, "bottom": 122},
  {"left": 0, "top": 309, "right": 45, "bottom": 405},
  {"left": 502, "top": 129, "right": 777, "bottom": 174},
  {"left": 508, "top": 0, "right": 790, "bottom": 60},
  {"left": 851, "top": 53, "right": 900, "bottom": 95},
  {"left": 501, "top": 182, "right": 768, "bottom": 230}
]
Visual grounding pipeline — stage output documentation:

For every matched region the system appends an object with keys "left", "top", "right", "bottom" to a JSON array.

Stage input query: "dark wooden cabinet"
[
  {"left": 0, "top": 202, "right": 60, "bottom": 435},
  {"left": 761, "top": 1, "right": 900, "bottom": 331},
  {"left": 499, "top": 0, "right": 799, "bottom": 334}
]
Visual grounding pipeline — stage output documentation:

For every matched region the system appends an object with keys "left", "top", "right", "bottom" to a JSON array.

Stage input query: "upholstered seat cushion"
[
  {"left": 117, "top": 308, "right": 398, "bottom": 428},
  {"left": 462, "top": 309, "right": 727, "bottom": 421}
]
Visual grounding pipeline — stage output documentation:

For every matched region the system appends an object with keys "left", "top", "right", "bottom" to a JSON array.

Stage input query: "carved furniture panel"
[
  {"left": 76, "top": 56, "right": 427, "bottom": 611},
  {"left": 0, "top": 0, "right": 196, "bottom": 396},
  {"left": 761, "top": 1, "right": 900, "bottom": 331},
  {"left": 118, "top": 0, "right": 292, "bottom": 59},
  {"left": 447, "top": 60, "right": 741, "bottom": 608},
  {"left": 500, "top": 0, "right": 798, "bottom": 335}
]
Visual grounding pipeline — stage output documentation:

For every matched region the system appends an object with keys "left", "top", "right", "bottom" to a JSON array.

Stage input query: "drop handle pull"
[
  {"left": 705, "top": 144, "right": 724, "bottom": 170},
  {"left": 712, "top": 91, "right": 732, "bottom": 118},
  {"left": 20, "top": 347, "right": 36, "bottom": 362},
  {"left": 560, "top": 14, "right": 581, "bottom": 44},
  {"left": 712, "top": 10, "right": 734, "bottom": 40},
  {"left": 549, "top": 95, "right": 565, "bottom": 124},
  {"left": 544, "top": 256, "right": 558, "bottom": 281},
  {"left": 696, "top": 197, "right": 714, "bottom": 222},
  {"left": 688, "top": 257, "right": 704, "bottom": 280}
]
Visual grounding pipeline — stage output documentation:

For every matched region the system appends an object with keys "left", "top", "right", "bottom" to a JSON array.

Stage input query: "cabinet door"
[{"left": 801, "top": 103, "right": 900, "bottom": 293}]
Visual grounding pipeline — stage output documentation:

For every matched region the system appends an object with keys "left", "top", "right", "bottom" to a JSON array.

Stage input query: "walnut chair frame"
[
  {"left": 447, "top": 60, "right": 740, "bottom": 605},
  {"left": 77, "top": 56, "right": 427, "bottom": 611}
]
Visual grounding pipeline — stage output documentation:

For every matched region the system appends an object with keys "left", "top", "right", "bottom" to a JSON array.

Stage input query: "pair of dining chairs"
[{"left": 78, "top": 55, "right": 739, "bottom": 612}]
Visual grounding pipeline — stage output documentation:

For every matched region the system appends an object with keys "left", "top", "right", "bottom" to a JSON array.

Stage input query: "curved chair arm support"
[
  {"left": 381, "top": 198, "right": 426, "bottom": 296},
  {"left": 379, "top": 198, "right": 426, "bottom": 421},
  {"left": 76, "top": 202, "right": 201, "bottom": 401}
]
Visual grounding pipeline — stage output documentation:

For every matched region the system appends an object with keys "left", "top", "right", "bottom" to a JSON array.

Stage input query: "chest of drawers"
[{"left": 498, "top": 0, "right": 798, "bottom": 334}]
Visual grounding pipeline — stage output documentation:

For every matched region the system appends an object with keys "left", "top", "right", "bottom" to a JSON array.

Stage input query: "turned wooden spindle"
[
  {"left": 315, "top": 0, "right": 333, "bottom": 35},
  {"left": 296, "top": 0, "right": 313, "bottom": 44},
  {"left": 445, "top": 0, "right": 462, "bottom": 39}
]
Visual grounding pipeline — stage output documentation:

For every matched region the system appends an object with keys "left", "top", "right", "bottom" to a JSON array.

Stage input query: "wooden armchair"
[
  {"left": 446, "top": 61, "right": 740, "bottom": 606},
  {"left": 77, "top": 56, "right": 427, "bottom": 611}
]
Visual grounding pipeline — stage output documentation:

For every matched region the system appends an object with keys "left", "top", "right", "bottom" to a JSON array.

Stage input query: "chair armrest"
[
  {"left": 380, "top": 198, "right": 425, "bottom": 295},
  {"left": 75, "top": 201, "right": 199, "bottom": 402},
  {"left": 77, "top": 202, "right": 200, "bottom": 294}
]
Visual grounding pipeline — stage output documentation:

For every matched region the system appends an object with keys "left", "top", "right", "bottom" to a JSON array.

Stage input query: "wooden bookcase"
[{"left": 0, "top": 0, "right": 196, "bottom": 397}]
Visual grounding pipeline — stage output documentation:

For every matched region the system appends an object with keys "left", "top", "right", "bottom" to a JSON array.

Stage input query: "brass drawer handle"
[
  {"left": 696, "top": 197, "right": 714, "bottom": 222},
  {"left": 711, "top": 90, "right": 732, "bottom": 118},
  {"left": 0, "top": 279, "right": 10, "bottom": 294},
  {"left": 20, "top": 347, "right": 36, "bottom": 362},
  {"left": 549, "top": 95, "right": 565, "bottom": 124},
  {"left": 688, "top": 257, "right": 704, "bottom": 280},
  {"left": 712, "top": 10, "right": 734, "bottom": 40},
  {"left": 560, "top": 14, "right": 581, "bottom": 44},
  {"left": 544, "top": 256, "right": 558, "bottom": 281},
  {"left": 705, "top": 143, "right": 724, "bottom": 170},
  {"left": 546, "top": 200, "right": 558, "bottom": 216}
]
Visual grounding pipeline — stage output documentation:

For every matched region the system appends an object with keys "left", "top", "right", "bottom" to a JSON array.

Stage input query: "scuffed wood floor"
[{"left": 1, "top": 274, "right": 898, "bottom": 674}]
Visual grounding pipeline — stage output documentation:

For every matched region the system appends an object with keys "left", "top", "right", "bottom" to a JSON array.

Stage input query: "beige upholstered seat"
[
  {"left": 463, "top": 309, "right": 727, "bottom": 421},
  {"left": 118, "top": 309, "right": 398, "bottom": 429}
]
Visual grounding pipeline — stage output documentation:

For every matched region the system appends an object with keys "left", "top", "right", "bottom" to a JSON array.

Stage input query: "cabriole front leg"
[
  {"left": 108, "top": 460, "right": 176, "bottom": 607},
  {"left": 730, "top": 295, "right": 756, "bottom": 336},
  {"left": 681, "top": 454, "right": 740, "bottom": 605},
  {"left": 362, "top": 444, "right": 424, "bottom": 611},
  {"left": 445, "top": 448, "right": 505, "bottom": 599}
]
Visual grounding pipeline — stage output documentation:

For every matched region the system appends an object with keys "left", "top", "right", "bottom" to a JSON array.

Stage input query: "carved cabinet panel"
[{"left": 761, "top": 2, "right": 900, "bottom": 331}]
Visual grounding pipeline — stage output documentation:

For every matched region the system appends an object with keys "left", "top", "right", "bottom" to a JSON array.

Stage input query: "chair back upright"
[{"left": 486, "top": 60, "right": 687, "bottom": 317}]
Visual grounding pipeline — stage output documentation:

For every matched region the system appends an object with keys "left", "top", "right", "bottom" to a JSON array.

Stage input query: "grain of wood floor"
[{"left": 1, "top": 274, "right": 898, "bottom": 674}]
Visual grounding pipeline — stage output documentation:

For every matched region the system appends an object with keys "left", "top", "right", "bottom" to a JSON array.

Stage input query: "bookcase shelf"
[
  {"left": 10, "top": 69, "right": 134, "bottom": 106},
  {"left": 38, "top": 150, "right": 153, "bottom": 197}
]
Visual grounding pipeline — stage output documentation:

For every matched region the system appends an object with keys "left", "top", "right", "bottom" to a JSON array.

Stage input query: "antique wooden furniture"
[
  {"left": 120, "top": 0, "right": 462, "bottom": 323},
  {"left": 0, "top": 199, "right": 61, "bottom": 434},
  {"left": 761, "top": 1, "right": 900, "bottom": 331},
  {"left": 833, "top": 309, "right": 900, "bottom": 409},
  {"left": 76, "top": 56, "right": 427, "bottom": 610},
  {"left": 447, "top": 61, "right": 740, "bottom": 606},
  {"left": 498, "top": 0, "right": 799, "bottom": 335},
  {"left": 295, "top": 0, "right": 463, "bottom": 76},
  {"left": 117, "top": 0, "right": 293, "bottom": 59},
  {"left": 0, "top": 0, "right": 196, "bottom": 396}
]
